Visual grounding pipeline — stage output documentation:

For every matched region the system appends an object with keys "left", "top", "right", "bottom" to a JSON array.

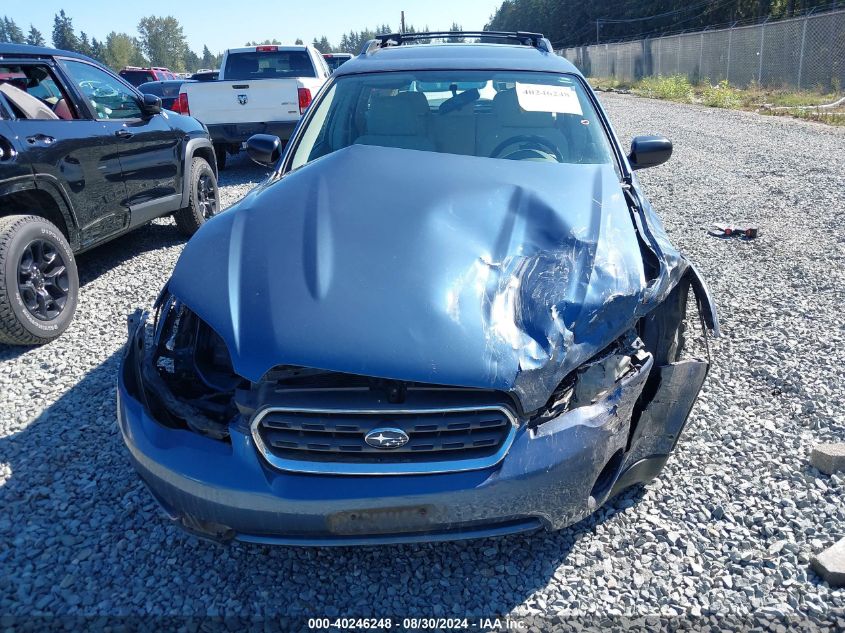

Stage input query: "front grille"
[{"left": 251, "top": 406, "right": 517, "bottom": 475}]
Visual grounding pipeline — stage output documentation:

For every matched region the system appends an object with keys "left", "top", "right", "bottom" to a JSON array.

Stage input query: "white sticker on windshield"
[{"left": 515, "top": 83, "right": 583, "bottom": 116}]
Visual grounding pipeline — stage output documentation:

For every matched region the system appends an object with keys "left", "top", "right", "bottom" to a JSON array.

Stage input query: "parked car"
[
  {"left": 0, "top": 44, "right": 219, "bottom": 345},
  {"left": 174, "top": 44, "right": 328, "bottom": 169},
  {"left": 119, "top": 66, "right": 177, "bottom": 86},
  {"left": 322, "top": 52, "right": 352, "bottom": 72},
  {"left": 118, "top": 31, "right": 719, "bottom": 545},
  {"left": 137, "top": 79, "right": 195, "bottom": 111},
  {"left": 189, "top": 69, "right": 219, "bottom": 82}
]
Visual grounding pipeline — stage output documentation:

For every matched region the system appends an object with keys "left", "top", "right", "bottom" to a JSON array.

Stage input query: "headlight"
[
  {"left": 531, "top": 331, "right": 651, "bottom": 426},
  {"left": 140, "top": 292, "right": 242, "bottom": 439}
]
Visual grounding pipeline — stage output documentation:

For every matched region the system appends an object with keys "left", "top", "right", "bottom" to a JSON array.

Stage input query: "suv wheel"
[
  {"left": 213, "top": 144, "right": 227, "bottom": 171},
  {"left": 174, "top": 157, "right": 220, "bottom": 237},
  {"left": 0, "top": 215, "right": 79, "bottom": 345}
]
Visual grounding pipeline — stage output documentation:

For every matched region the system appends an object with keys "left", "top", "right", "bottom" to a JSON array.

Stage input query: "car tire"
[
  {"left": 174, "top": 157, "right": 220, "bottom": 237},
  {"left": 213, "top": 144, "right": 227, "bottom": 171},
  {"left": 0, "top": 215, "right": 79, "bottom": 346}
]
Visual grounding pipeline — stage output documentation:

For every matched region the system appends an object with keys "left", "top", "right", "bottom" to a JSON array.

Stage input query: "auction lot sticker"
[{"left": 515, "top": 82, "right": 583, "bottom": 115}]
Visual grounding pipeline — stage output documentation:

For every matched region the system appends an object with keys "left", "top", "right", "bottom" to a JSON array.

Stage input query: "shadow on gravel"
[
  {"left": 0, "top": 222, "right": 185, "bottom": 362},
  {"left": 0, "top": 347, "right": 647, "bottom": 617}
]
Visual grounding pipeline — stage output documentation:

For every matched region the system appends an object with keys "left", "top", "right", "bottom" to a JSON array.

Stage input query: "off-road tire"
[
  {"left": 213, "top": 144, "right": 227, "bottom": 171},
  {"left": 0, "top": 215, "right": 79, "bottom": 346},
  {"left": 174, "top": 157, "right": 219, "bottom": 237}
]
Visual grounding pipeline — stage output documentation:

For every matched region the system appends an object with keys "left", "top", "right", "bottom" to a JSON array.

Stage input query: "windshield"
[
  {"left": 224, "top": 51, "right": 316, "bottom": 80},
  {"left": 290, "top": 71, "right": 614, "bottom": 170}
]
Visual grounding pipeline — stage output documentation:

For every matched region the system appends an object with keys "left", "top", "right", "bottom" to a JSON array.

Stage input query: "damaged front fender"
[{"left": 167, "top": 145, "right": 716, "bottom": 413}]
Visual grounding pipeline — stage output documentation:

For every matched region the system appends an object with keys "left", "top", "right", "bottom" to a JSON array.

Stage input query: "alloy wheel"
[
  {"left": 197, "top": 173, "right": 218, "bottom": 219},
  {"left": 17, "top": 240, "right": 70, "bottom": 321}
]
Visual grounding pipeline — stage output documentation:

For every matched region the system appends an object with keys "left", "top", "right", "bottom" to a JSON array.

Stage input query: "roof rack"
[{"left": 360, "top": 31, "right": 553, "bottom": 55}]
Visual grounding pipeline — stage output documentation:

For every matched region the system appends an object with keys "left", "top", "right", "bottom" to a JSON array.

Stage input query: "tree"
[
  {"left": 447, "top": 22, "right": 465, "bottom": 43},
  {"left": 137, "top": 15, "right": 188, "bottom": 71},
  {"left": 294, "top": 38, "right": 304, "bottom": 45},
  {"left": 201, "top": 45, "right": 216, "bottom": 69},
  {"left": 77, "top": 31, "right": 93, "bottom": 57},
  {"left": 103, "top": 31, "right": 147, "bottom": 70},
  {"left": 2, "top": 16, "right": 26, "bottom": 43},
  {"left": 245, "top": 38, "right": 281, "bottom": 46},
  {"left": 184, "top": 48, "right": 200, "bottom": 73},
  {"left": 90, "top": 37, "right": 105, "bottom": 61},
  {"left": 312, "top": 36, "right": 333, "bottom": 53},
  {"left": 52, "top": 10, "right": 79, "bottom": 51},
  {"left": 26, "top": 25, "right": 46, "bottom": 47}
]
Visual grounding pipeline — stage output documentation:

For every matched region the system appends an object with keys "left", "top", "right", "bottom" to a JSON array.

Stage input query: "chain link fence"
[{"left": 559, "top": 9, "right": 845, "bottom": 91}]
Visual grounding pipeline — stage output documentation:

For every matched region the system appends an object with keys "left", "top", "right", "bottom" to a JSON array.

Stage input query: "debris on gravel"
[
  {"left": 811, "top": 443, "right": 845, "bottom": 475},
  {"left": 812, "top": 539, "right": 845, "bottom": 587},
  {"left": 1, "top": 96, "right": 844, "bottom": 624}
]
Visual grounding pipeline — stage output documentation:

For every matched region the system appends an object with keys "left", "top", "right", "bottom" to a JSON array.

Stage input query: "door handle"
[
  {"left": 115, "top": 129, "right": 134, "bottom": 139},
  {"left": 25, "top": 134, "right": 55, "bottom": 146}
]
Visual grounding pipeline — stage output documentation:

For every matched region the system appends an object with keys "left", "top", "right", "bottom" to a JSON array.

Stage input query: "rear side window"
[{"left": 224, "top": 51, "right": 316, "bottom": 80}]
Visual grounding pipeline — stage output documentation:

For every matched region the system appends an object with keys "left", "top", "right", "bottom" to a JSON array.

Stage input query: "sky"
[{"left": 6, "top": 1, "right": 502, "bottom": 54}]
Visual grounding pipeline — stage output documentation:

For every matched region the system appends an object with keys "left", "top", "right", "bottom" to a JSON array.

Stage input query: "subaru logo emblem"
[
  {"left": 364, "top": 428, "right": 409, "bottom": 450},
  {"left": 237, "top": 94, "right": 248, "bottom": 105}
]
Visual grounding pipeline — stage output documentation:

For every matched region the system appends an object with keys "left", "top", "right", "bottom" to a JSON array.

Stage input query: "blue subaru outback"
[{"left": 117, "top": 31, "right": 718, "bottom": 545}]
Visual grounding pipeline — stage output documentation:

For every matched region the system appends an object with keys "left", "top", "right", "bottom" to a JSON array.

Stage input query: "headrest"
[
  {"left": 366, "top": 91, "right": 430, "bottom": 136},
  {"left": 493, "top": 88, "right": 556, "bottom": 128}
]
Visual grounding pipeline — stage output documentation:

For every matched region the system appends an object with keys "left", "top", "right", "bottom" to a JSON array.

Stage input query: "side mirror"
[
  {"left": 140, "top": 93, "right": 162, "bottom": 115},
  {"left": 246, "top": 134, "right": 282, "bottom": 167},
  {"left": 628, "top": 136, "right": 672, "bottom": 170}
]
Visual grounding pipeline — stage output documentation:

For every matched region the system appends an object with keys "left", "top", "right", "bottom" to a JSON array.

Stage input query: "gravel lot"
[{"left": 1, "top": 95, "right": 844, "bottom": 627}]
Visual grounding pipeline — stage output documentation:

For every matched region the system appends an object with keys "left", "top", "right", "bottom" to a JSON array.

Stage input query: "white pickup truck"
[{"left": 174, "top": 44, "right": 329, "bottom": 169}]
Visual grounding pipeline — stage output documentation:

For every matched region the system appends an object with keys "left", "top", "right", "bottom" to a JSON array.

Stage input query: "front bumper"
[
  {"left": 207, "top": 121, "right": 297, "bottom": 145},
  {"left": 117, "top": 318, "right": 708, "bottom": 546}
]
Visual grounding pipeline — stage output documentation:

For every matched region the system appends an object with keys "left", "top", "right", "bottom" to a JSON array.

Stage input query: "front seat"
[
  {"left": 0, "top": 83, "right": 59, "bottom": 120},
  {"left": 479, "top": 88, "right": 569, "bottom": 161},
  {"left": 355, "top": 92, "right": 435, "bottom": 152}
]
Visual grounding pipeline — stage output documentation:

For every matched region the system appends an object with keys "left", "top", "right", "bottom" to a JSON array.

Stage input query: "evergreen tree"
[
  {"left": 91, "top": 37, "right": 105, "bottom": 61},
  {"left": 27, "top": 25, "right": 46, "bottom": 47},
  {"left": 52, "top": 10, "right": 79, "bottom": 51},
  {"left": 201, "top": 45, "right": 216, "bottom": 69},
  {"left": 2, "top": 17, "right": 26, "bottom": 43},
  {"left": 78, "top": 31, "right": 93, "bottom": 57}
]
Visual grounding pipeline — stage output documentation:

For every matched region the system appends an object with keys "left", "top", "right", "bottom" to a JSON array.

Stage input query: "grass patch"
[
  {"left": 635, "top": 75, "right": 694, "bottom": 103},
  {"left": 588, "top": 75, "right": 844, "bottom": 126},
  {"left": 701, "top": 80, "right": 742, "bottom": 108}
]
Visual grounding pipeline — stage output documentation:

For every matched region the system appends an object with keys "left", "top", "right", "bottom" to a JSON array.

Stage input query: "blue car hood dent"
[{"left": 169, "top": 145, "right": 684, "bottom": 412}]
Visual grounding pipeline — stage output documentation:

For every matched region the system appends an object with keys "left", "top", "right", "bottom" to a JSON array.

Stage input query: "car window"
[
  {"left": 64, "top": 60, "right": 142, "bottom": 120},
  {"left": 120, "top": 70, "right": 155, "bottom": 86},
  {"left": 0, "top": 64, "right": 78, "bottom": 120},
  {"left": 224, "top": 51, "right": 316, "bottom": 80},
  {"left": 290, "top": 70, "right": 614, "bottom": 171},
  {"left": 324, "top": 56, "right": 351, "bottom": 72}
]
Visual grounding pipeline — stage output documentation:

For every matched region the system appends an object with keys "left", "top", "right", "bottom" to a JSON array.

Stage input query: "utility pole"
[
  {"left": 596, "top": 20, "right": 601, "bottom": 45},
  {"left": 400, "top": 11, "right": 406, "bottom": 34}
]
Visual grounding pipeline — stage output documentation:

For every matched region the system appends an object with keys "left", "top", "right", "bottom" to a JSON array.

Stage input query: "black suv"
[{"left": 0, "top": 44, "right": 219, "bottom": 345}]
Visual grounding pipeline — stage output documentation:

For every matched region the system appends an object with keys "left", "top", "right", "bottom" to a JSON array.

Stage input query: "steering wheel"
[{"left": 489, "top": 135, "right": 563, "bottom": 162}]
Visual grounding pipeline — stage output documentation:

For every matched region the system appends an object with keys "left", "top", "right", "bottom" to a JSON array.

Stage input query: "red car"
[{"left": 119, "top": 66, "right": 176, "bottom": 87}]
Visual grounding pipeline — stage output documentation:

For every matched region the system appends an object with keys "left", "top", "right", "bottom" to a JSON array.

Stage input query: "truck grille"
[{"left": 251, "top": 406, "right": 517, "bottom": 475}]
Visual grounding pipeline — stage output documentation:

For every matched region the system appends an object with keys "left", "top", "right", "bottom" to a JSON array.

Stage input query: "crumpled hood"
[{"left": 169, "top": 144, "right": 683, "bottom": 412}]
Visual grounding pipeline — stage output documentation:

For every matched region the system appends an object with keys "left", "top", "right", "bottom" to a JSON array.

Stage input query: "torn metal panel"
[
  {"left": 168, "top": 144, "right": 700, "bottom": 413},
  {"left": 625, "top": 359, "right": 709, "bottom": 465}
]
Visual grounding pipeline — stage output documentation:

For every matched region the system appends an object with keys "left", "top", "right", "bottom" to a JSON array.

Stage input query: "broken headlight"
[
  {"left": 140, "top": 292, "right": 243, "bottom": 440},
  {"left": 531, "top": 332, "right": 651, "bottom": 426}
]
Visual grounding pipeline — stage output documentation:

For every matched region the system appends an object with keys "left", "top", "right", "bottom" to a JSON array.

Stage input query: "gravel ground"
[{"left": 1, "top": 96, "right": 844, "bottom": 627}]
